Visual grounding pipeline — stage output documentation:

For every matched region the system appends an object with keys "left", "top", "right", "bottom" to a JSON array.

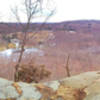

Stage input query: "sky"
[{"left": 0, "top": 0, "right": 100, "bottom": 22}]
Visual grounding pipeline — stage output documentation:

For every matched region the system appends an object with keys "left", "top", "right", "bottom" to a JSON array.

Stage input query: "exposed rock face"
[{"left": 0, "top": 71, "right": 100, "bottom": 100}]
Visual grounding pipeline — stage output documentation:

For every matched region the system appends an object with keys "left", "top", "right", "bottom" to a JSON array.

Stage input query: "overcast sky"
[{"left": 0, "top": 0, "right": 100, "bottom": 22}]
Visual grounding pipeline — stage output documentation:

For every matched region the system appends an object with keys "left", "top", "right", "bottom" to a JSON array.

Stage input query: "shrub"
[
  {"left": 15, "top": 63, "right": 51, "bottom": 83},
  {"left": 0, "top": 46, "right": 6, "bottom": 51},
  {"left": 8, "top": 43, "right": 16, "bottom": 48}
]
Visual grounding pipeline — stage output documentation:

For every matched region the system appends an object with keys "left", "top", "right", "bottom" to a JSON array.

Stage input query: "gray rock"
[
  {"left": 0, "top": 85, "right": 19, "bottom": 99},
  {"left": 0, "top": 71, "right": 100, "bottom": 100}
]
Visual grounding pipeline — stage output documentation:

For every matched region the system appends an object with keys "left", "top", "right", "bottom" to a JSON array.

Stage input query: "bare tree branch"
[
  {"left": 11, "top": 6, "right": 24, "bottom": 28},
  {"left": 11, "top": 0, "right": 55, "bottom": 82}
]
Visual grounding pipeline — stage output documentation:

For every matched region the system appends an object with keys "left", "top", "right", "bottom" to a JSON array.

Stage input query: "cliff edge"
[{"left": 1, "top": 71, "right": 100, "bottom": 100}]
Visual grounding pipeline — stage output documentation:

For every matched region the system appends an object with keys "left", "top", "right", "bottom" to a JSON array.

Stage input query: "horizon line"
[{"left": 1, "top": 19, "right": 100, "bottom": 24}]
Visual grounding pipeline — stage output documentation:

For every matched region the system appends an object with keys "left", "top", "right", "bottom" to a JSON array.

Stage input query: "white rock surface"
[{"left": 0, "top": 71, "right": 100, "bottom": 100}]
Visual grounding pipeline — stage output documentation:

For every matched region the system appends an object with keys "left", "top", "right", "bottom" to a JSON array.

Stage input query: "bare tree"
[
  {"left": 65, "top": 54, "right": 71, "bottom": 77},
  {"left": 11, "top": 0, "right": 55, "bottom": 81}
]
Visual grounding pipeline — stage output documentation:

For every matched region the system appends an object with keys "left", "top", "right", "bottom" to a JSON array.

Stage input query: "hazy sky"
[{"left": 0, "top": 0, "right": 100, "bottom": 22}]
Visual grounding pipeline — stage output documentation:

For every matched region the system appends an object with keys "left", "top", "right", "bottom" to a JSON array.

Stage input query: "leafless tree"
[
  {"left": 66, "top": 54, "right": 71, "bottom": 77},
  {"left": 11, "top": 0, "right": 55, "bottom": 81}
]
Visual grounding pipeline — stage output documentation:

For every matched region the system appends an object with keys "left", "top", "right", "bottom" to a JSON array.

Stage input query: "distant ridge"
[{"left": 1, "top": 20, "right": 100, "bottom": 33}]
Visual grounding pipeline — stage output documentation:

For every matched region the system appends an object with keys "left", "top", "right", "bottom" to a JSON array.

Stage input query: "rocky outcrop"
[{"left": 0, "top": 71, "right": 100, "bottom": 100}]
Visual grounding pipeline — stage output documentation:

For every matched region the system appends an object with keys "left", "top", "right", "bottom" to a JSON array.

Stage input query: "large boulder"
[{"left": 0, "top": 71, "right": 100, "bottom": 100}]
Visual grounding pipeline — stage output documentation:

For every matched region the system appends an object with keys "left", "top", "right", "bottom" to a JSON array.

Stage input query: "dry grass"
[{"left": 15, "top": 63, "right": 51, "bottom": 83}]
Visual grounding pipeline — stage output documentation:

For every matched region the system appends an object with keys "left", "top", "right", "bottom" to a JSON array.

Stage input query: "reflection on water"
[{"left": 0, "top": 48, "right": 44, "bottom": 62}]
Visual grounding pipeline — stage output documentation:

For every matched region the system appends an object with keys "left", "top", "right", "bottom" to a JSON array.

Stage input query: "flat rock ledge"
[{"left": 1, "top": 71, "right": 100, "bottom": 100}]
